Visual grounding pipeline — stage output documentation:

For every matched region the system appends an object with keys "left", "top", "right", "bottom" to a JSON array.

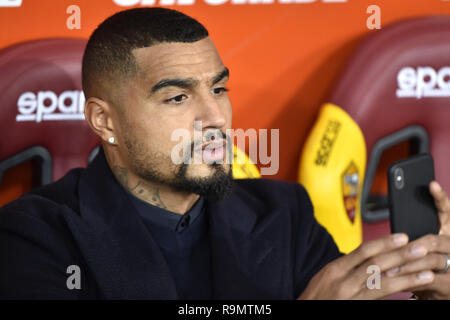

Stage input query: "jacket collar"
[
  {"left": 206, "top": 182, "right": 288, "bottom": 299},
  {"left": 66, "top": 148, "right": 178, "bottom": 299}
]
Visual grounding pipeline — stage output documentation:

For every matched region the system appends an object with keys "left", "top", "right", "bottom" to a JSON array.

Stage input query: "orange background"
[{"left": 0, "top": 0, "right": 449, "bottom": 204}]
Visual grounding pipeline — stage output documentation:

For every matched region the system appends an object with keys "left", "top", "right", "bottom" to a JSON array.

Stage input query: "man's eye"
[
  {"left": 166, "top": 94, "right": 187, "bottom": 103},
  {"left": 211, "top": 87, "right": 229, "bottom": 95}
]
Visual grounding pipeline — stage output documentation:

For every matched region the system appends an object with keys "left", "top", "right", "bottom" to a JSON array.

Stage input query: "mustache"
[
  {"left": 190, "top": 130, "right": 229, "bottom": 152},
  {"left": 178, "top": 130, "right": 232, "bottom": 164}
]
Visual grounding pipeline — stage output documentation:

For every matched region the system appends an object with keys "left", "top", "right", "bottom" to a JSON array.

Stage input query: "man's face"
[{"left": 115, "top": 37, "right": 233, "bottom": 199}]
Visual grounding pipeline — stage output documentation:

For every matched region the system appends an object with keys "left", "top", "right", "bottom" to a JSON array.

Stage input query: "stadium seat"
[
  {"left": 300, "top": 16, "right": 450, "bottom": 253},
  {"left": 0, "top": 38, "right": 99, "bottom": 192}
]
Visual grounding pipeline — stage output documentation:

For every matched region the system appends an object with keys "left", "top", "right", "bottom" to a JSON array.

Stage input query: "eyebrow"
[
  {"left": 150, "top": 67, "right": 229, "bottom": 94},
  {"left": 212, "top": 67, "right": 229, "bottom": 86}
]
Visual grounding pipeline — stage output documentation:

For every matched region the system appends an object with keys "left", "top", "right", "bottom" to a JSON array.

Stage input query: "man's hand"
[
  {"left": 298, "top": 181, "right": 450, "bottom": 300},
  {"left": 298, "top": 233, "right": 436, "bottom": 299},
  {"left": 384, "top": 234, "right": 450, "bottom": 300},
  {"left": 403, "top": 181, "right": 450, "bottom": 300}
]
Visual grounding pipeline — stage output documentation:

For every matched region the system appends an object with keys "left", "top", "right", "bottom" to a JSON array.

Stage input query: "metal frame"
[
  {"left": 0, "top": 146, "right": 52, "bottom": 186},
  {"left": 361, "top": 125, "right": 429, "bottom": 222}
]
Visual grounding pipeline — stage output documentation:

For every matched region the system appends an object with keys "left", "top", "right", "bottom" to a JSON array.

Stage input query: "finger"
[
  {"left": 337, "top": 233, "right": 409, "bottom": 271},
  {"left": 409, "top": 234, "right": 450, "bottom": 254},
  {"left": 351, "top": 234, "right": 450, "bottom": 285},
  {"left": 385, "top": 253, "right": 448, "bottom": 277},
  {"left": 430, "top": 181, "right": 450, "bottom": 230},
  {"left": 350, "top": 240, "right": 429, "bottom": 285},
  {"left": 360, "top": 270, "right": 435, "bottom": 299},
  {"left": 430, "top": 181, "right": 450, "bottom": 212},
  {"left": 356, "top": 234, "right": 450, "bottom": 283},
  {"left": 410, "top": 273, "right": 450, "bottom": 297}
]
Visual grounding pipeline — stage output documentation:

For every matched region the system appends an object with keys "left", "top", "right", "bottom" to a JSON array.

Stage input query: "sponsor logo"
[
  {"left": 0, "top": 0, "right": 22, "bottom": 7},
  {"left": 113, "top": 0, "right": 346, "bottom": 6},
  {"left": 16, "top": 90, "right": 85, "bottom": 122},
  {"left": 396, "top": 66, "right": 450, "bottom": 99},
  {"left": 342, "top": 161, "right": 359, "bottom": 223},
  {"left": 314, "top": 119, "right": 340, "bottom": 167}
]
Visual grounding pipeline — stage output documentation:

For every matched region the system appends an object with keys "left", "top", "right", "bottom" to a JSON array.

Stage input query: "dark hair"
[{"left": 82, "top": 7, "right": 209, "bottom": 100}]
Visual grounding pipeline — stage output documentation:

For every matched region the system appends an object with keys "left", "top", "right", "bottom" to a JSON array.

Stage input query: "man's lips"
[
  {"left": 201, "top": 140, "right": 225, "bottom": 150},
  {"left": 194, "top": 140, "right": 226, "bottom": 162}
]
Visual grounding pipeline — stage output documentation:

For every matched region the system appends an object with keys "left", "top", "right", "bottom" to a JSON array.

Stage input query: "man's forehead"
[{"left": 132, "top": 38, "right": 225, "bottom": 82}]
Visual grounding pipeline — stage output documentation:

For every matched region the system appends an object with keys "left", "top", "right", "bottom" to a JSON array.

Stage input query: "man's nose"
[{"left": 196, "top": 91, "right": 227, "bottom": 129}]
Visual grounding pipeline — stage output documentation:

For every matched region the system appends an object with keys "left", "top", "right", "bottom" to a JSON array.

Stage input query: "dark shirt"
[{"left": 127, "top": 193, "right": 212, "bottom": 299}]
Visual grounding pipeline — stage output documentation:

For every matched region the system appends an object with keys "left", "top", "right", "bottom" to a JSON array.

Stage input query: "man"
[{"left": 1, "top": 7, "right": 450, "bottom": 299}]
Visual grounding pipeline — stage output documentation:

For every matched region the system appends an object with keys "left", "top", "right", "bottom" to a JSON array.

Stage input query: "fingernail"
[
  {"left": 393, "top": 234, "right": 408, "bottom": 246},
  {"left": 433, "top": 182, "right": 442, "bottom": 192},
  {"left": 418, "top": 271, "right": 433, "bottom": 282},
  {"left": 410, "top": 245, "right": 427, "bottom": 257},
  {"left": 386, "top": 267, "right": 400, "bottom": 277}
]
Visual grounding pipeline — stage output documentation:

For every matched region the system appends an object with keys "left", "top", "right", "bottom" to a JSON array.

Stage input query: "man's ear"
[{"left": 84, "top": 97, "right": 117, "bottom": 145}]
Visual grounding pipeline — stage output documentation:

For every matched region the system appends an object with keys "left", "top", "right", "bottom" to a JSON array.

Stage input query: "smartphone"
[{"left": 388, "top": 153, "right": 439, "bottom": 241}]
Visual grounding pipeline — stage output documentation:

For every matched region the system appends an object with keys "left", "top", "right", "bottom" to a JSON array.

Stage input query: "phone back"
[{"left": 388, "top": 154, "right": 439, "bottom": 241}]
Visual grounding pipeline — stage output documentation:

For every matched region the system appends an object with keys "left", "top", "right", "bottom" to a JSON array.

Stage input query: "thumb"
[{"left": 430, "top": 181, "right": 450, "bottom": 234}]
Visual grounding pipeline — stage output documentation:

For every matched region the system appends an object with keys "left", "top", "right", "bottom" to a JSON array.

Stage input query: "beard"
[
  {"left": 123, "top": 133, "right": 234, "bottom": 202},
  {"left": 170, "top": 162, "right": 233, "bottom": 202}
]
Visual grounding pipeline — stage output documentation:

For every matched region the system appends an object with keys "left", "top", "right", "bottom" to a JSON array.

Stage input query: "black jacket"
[{"left": 0, "top": 149, "right": 341, "bottom": 299}]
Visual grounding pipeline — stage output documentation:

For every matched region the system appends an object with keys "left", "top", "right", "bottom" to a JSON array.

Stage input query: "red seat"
[{"left": 0, "top": 38, "right": 100, "bottom": 186}]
